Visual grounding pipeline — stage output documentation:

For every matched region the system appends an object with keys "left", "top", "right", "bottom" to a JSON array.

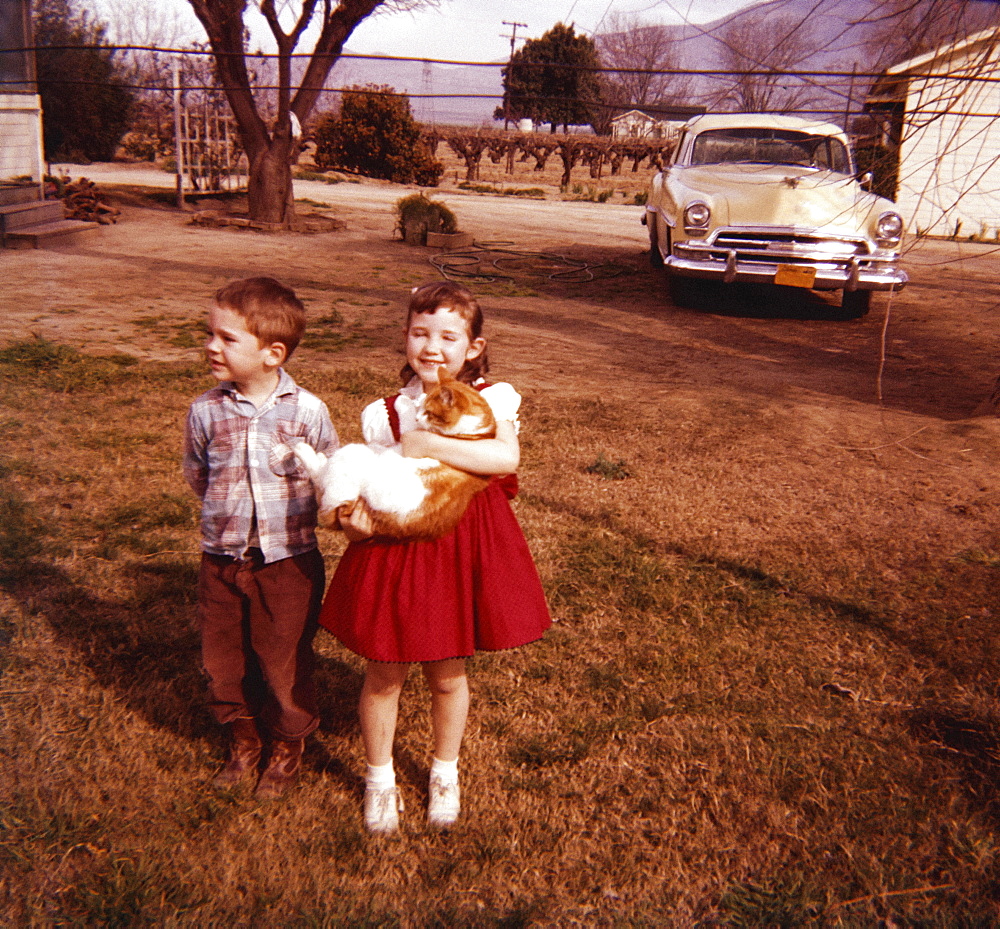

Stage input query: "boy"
[{"left": 183, "top": 277, "right": 337, "bottom": 799}]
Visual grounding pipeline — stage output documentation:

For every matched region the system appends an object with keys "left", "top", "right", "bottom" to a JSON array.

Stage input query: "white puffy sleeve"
[
  {"left": 361, "top": 399, "right": 395, "bottom": 449},
  {"left": 361, "top": 394, "right": 422, "bottom": 450},
  {"left": 480, "top": 382, "right": 522, "bottom": 435}
]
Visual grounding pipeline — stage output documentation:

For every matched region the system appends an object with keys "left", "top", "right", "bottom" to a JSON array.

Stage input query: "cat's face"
[
  {"left": 419, "top": 368, "right": 496, "bottom": 438},
  {"left": 405, "top": 306, "right": 485, "bottom": 389}
]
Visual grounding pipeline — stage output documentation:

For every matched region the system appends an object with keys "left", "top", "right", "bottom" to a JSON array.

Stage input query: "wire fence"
[{"left": 7, "top": 35, "right": 1000, "bottom": 237}]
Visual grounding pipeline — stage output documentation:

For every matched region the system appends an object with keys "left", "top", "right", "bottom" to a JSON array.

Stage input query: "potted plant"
[{"left": 394, "top": 193, "right": 472, "bottom": 248}]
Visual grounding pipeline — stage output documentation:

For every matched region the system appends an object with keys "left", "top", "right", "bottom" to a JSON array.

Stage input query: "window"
[{"left": 690, "top": 128, "right": 850, "bottom": 173}]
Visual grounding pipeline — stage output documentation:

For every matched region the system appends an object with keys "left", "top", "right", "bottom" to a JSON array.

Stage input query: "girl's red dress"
[{"left": 318, "top": 391, "right": 551, "bottom": 663}]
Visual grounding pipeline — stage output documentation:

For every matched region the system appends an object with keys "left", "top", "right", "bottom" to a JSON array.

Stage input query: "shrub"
[
  {"left": 119, "top": 131, "right": 161, "bottom": 162},
  {"left": 394, "top": 193, "right": 458, "bottom": 244},
  {"left": 312, "top": 85, "right": 443, "bottom": 186},
  {"left": 854, "top": 142, "right": 900, "bottom": 201}
]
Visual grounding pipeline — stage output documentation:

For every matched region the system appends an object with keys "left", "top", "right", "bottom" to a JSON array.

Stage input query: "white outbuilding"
[
  {"left": 866, "top": 28, "right": 1000, "bottom": 238},
  {"left": 0, "top": 0, "right": 44, "bottom": 185}
]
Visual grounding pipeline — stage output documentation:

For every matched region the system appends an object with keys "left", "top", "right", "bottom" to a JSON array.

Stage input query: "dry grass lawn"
[{"left": 1, "top": 162, "right": 999, "bottom": 925}]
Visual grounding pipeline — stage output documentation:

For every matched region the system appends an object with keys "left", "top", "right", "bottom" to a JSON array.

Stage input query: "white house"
[
  {"left": 610, "top": 106, "right": 705, "bottom": 142},
  {"left": 611, "top": 109, "right": 662, "bottom": 140},
  {"left": 0, "top": 0, "right": 44, "bottom": 184},
  {"left": 867, "top": 28, "right": 1000, "bottom": 237}
]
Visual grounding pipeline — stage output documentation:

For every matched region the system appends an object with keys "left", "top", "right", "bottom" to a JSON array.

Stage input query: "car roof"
[{"left": 682, "top": 113, "right": 848, "bottom": 139}]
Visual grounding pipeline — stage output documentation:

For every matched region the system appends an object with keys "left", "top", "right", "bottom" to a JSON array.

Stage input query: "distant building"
[
  {"left": 610, "top": 106, "right": 705, "bottom": 141},
  {"left": 0, "top": 0, "right": 43, "bottom": 183},
  {"left": 866, "top": 28, "right": 1000, "bottom": 237}
]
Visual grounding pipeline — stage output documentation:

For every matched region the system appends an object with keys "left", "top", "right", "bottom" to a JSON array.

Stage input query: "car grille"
[{"left": 710, "top": 229, "right": 870, "bottom": 260}]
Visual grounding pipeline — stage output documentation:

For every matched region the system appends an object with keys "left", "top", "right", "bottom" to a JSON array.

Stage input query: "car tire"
[
  {"left": 647, "top": 215, "right": 664, "bottom": 269},
  {"left": 841, "top": 289, "right": 871, "bottom": 317},
  {"left": 668, "top": 273, "right": 700, "bottom": 308}
]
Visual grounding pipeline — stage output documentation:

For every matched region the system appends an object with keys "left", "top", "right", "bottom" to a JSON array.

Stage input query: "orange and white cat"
[{"left": 294, "top": 367, "right": 496, "bottom": 540}]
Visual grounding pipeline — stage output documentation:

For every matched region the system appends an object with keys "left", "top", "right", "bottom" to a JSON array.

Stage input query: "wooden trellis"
[
  {"left": 176, "top": 106, "right": 248, "bottom": 197},
  {"left": 171, "top": 58, "right": 247, "bottom": 203}
]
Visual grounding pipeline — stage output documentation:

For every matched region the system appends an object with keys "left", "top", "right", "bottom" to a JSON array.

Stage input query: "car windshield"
[{"left": 689, "top": 128, "right": 851, "bottom": 173}]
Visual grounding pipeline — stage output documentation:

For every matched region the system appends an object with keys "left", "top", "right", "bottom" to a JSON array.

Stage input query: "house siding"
[
  {"left": 0, "top": 93, "right": 44, "bottom": 181},
  {"left": 894, "top": 40, "right": 1000, "bottom": 237}
]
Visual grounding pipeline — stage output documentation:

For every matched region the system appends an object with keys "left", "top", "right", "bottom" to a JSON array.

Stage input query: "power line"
[{"left": 18, "top": 44, "right": 1000, "bottom": 85}]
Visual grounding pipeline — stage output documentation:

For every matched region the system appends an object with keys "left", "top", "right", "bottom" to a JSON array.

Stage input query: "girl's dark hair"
[{"left": 399, "top": 280, "right": 490, "bottom": 386}]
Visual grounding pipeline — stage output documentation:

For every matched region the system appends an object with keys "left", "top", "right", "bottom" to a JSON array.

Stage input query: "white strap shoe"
[
  {"left": 428, "top": 775, "right": 461, "bottom": 828},
  {"left": 364, "top": 785, "right": 403, "bottom": 834}
]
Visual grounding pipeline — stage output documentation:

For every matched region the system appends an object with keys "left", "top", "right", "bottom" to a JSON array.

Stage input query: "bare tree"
[
  {"left": 184, "top": 1, "right": 427, "bottom": 226},
  {"left": 716, "top": 14, "right": 820, "bottom": 113},
  {"left": 859, "top": 0, "right": 1000, "bottom": 72},
  {"left": 597, "top": 13, "right": 692, "bottom": 113},
  {"left": 98, "top": 1, "right": 209, "bottom": 158}
]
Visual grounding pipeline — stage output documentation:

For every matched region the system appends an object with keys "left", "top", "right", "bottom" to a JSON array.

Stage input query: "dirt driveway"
[
  {"left": 13, "top": 163, "right": 1000, "bottom": 419},
  {"left": 4, "top": 165, "right": 999, "bottom": 594}
]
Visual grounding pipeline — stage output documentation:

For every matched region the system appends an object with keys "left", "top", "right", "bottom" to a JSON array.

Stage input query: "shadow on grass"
[
  {"left": 2, "top": 547, "right": 362, "bottom": 786},
  {"left": 525, "top": 490, "right": 1000, "bottom": 818},
  {"left": 907, "top": 706, "right": 1000, "bottom": 816}
]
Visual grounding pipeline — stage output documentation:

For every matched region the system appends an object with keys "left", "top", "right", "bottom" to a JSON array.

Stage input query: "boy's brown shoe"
[
  {"left": 212, "top": 717, "right": 263, "bottom": 789},
  {"left": 254, "top": 738, "right": 304, "bottom": 800}
]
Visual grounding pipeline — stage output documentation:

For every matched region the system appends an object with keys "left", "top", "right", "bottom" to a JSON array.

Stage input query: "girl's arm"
[{"left": 401, "top": 419, "right": 520, "bottom": 475}]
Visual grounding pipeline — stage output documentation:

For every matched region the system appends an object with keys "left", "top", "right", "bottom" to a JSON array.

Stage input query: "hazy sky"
[
  {"left": 100, "top": 0, "right": 759, "bottom": 61},
  {"left": 347, "top": 1, "right": 758, "bottom": 60}
]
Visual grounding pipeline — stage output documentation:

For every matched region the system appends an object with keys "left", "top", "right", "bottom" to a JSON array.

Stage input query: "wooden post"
[{"left": 173, "top": 56, "right": 185, "bottom": 209}]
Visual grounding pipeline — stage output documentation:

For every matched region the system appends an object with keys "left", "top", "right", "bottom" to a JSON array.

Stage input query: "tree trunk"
[
  {"left": 246, "top": 134, "right": 295, "bottom": 226},
  {"left": 187, "top": 0, "right": 385, "bottom": 227}
]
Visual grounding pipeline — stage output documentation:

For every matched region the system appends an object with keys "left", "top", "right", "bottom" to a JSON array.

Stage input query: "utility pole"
[{"left": 501, "top": 20, "right": 528, "bottom": 131}]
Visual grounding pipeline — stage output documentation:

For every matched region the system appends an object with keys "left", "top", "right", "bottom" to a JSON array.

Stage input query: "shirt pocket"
[{"left": 269, "top": 422, "right": 311, "bottom": 477}]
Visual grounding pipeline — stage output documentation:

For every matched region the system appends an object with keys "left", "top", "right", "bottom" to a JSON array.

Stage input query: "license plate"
[{"left": 775, "top": 264, "right": 816, "bottom": 288}]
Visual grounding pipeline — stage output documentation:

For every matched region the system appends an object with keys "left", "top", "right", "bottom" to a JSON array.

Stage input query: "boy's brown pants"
[{"left": 198, "top": 548, "right": 324, "bottom": 741}]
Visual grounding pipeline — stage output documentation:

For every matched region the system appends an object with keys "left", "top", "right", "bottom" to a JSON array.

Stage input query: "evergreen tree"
[
  {"left": 33, "top": 0, "right": 134, "bottom": 162},
  {"left": 499, "top": 23, "right": 603, "bottom": 133}
]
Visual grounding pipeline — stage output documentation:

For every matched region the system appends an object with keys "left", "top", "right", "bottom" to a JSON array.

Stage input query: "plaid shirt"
[{"left": 183, "top": 369, "right": 338, "bottom": 563}]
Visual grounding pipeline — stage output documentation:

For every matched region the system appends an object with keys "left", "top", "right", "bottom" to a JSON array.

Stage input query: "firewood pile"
[{"left": 58, "top": 178, "right": 121, "bottom": 225}]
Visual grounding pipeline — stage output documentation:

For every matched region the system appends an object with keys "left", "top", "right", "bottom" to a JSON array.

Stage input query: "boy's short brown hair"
[{"left": 215, "top": 277, "right": 307, "bottom": 359}]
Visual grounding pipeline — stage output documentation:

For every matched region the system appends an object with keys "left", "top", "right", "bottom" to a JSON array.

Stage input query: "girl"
[{"left": 319, "top": 280, "right": 551, "bottom": 833}]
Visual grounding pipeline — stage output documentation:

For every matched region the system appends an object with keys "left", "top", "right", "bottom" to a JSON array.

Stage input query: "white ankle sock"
[
  {"left": 366, "top": 760, "right": 395, "bottom": 790},
  {"left": 430, "top": 756, "right": 459, "bottom": 784}
]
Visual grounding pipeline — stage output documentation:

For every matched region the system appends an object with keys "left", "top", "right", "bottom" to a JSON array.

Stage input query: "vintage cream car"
[{"left": 644, "top": 113, "right": 907, "bottom": 315}]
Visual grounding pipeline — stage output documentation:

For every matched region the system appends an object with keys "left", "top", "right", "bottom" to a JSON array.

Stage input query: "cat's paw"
[{"left": 293, "top": 442, "right": 327, "bottom": 481}]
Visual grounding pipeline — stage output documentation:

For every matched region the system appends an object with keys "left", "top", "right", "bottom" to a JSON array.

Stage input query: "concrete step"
[
  {"left": 0, "top": 199, "right": 65, "bottom": 231},
  {"left": 0, "top": 184, "right": 43, "bottom": 208},
  {"left": 3, "top": 218, "right": 101, "bottom": 249}
]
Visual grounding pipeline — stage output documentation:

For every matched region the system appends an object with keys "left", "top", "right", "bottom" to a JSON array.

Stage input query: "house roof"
[
  {"left": 611, "top": 105, "right": 706, "bottom": 123},
  {"left": 611, "top": 110, "right": 656, "bottom": 123},
  {"left": 885, "top": 26, "right": 1000, "bottom": 76}
]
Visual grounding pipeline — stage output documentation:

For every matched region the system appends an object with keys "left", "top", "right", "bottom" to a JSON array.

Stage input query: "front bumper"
[{"left": 667, "top": 234, "right": 908, "bottom": 292}]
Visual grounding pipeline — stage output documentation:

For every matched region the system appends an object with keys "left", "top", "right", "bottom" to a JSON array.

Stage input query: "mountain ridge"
[{"left": 315, "top": 0, "right": 1000, "bottom": 127}]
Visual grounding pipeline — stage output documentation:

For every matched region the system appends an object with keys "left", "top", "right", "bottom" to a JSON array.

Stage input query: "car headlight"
[
  {"left": 875, "top": 211, "right": 903, "bottom": 247},
  {"left": 683, "top": 201, "right": 711, "bottom": 236}
]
